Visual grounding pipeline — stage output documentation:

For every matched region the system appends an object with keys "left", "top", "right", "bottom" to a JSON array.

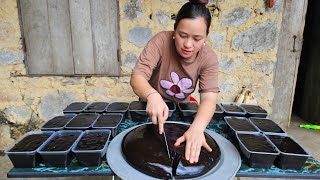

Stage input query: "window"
[{"left": 19, "top": 0, "right": 120, "bottom": 75}]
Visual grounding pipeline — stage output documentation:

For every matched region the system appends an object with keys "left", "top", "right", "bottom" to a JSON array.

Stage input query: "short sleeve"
[
  {"left": 132, "top": 32, "right": 165, "bottom": 80},
  {"left": 198, "top": 54, "right": 220, "bottom": 93}
]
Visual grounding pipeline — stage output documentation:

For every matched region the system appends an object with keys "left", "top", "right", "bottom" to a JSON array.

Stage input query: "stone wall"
[{"left": 0, "top": 0, "right": 283, "bottom": 153}]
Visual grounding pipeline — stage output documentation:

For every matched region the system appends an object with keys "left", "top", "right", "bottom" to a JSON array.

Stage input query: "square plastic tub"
[
  {"left": 128, "top": 101, "right": 149, "bottom": 122},
  {"left": 177, "top": 102, "right": 198, "bottom": 122},
  {"left": 236, "top": 132, "right": 280, "bottom": 168},
  {"left": 63, "top": 102, "right": 89, "bottom": 114},
  {"left": 72, "top": 129, "right": 111, "bottom": 166},
  {"left": 221, "top": 103, "right": 246, "bottom": 117},
  {"left": 41, "top": 114, "right": 76, "bottom": 131},
  {"left": 240, "top": 104, "right": 268, "bottom": 118},
  {"left": 5, "top": 131, "right": 55, "bottom": 168},
  {"left": 92, "top": 113, "right": 124, "bottom": 138},
  {"left": 212, "top": 103, "right": 225, "bottom": 122},
  {"left": 84, "top": 102, "right": 109, "bottom": 113},
  {"left": 266, "top": 134, "right": 311, "bottom": 170},
  {"left": 106, "top": 102, "right": 129, "bottom": 119},
  {"left": 249, "top": 117, "right": 286, "bottom": 134},
  {"left": 64, "top": 113, "right": 100, "bottom": 130},
  {"left": 224, "top": 116, "right": 260, "bottom": 143},
  {"left": 165, "top": 101, "right": 176, "bottom": 117},
  {"left": 106, "top": 102, "right": 129, "bottom": 113},
  {"left": 38, "top": 130, "right": 82, "bottom": 167}
]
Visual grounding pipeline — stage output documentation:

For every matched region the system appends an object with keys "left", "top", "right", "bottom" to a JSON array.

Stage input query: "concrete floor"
[{"left": 0, "top": 114, "right": 319, "bottom": 180}]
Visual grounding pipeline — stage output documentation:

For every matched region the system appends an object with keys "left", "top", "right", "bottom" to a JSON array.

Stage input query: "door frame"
[{"left": 271, "top": 0, "right": 309, "bottom": 128}]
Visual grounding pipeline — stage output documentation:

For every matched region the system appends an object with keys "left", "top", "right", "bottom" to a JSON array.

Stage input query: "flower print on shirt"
[{"left": 160, "top": 72, "right": 194, "bottom": 99}]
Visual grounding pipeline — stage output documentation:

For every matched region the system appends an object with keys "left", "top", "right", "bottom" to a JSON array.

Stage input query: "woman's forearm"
[
  {"left": 130, "top": 74, "right": 158, "bottom": 100},
  {"left": 190, "top": 92, "right": 218, "bottom": 131}
]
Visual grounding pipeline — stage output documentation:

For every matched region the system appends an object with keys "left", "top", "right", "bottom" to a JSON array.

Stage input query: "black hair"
[{"left": 174, "top": 0, "right": 211, "bottom": 35}]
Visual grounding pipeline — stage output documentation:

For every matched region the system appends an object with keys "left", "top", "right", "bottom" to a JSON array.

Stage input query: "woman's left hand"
[{"left": 174, "top": 126, "right": 212, "bottom": 163}]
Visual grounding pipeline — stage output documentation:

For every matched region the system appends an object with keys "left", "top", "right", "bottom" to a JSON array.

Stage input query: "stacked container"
[
  {"left": 221, "top": 103, "right": 246, "bottom": 117},
  {"left": 63, "top": 102, "right": 89, "bottom": 114},
  {"left": 92, "top": 113, "right": 124, "bottom": 138},
  {"left": 38, "top": 130, "right": 82, "bottom": 167},
  {"left": 5, "top": 131, "right": 55, "bottom": 168},
  {"left": 72, "top": 130, "right": 111, "bottom": 166},
  {"left": 84, "top": 102, "right": 109, "bottom": 113}
]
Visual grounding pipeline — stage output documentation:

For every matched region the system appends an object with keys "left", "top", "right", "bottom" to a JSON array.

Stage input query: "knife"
[{"left": 163, "top": 129, "right": 171, "bottom": 160}]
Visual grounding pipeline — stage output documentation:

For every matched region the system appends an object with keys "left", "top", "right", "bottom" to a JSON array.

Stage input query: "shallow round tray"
[{"left": 107, "top": 122, "right": 241, "bottom": 180}]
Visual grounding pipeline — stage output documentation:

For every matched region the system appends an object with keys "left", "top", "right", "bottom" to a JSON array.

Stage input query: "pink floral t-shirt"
[{"left": 132, "top": 31, "right": 219, "bottom": 103}]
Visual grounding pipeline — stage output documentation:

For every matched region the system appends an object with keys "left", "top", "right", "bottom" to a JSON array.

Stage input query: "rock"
[
  {"left": 128, "top": 27, "right": 152, "bottom": 47},
  {"left": 124, "top": 0, "right": 143, "bottom": 20},
  {"left": 221, "top": 7, "right": 252, "bottom": 27},
  {"left": 4, "top": 106, "right": 32, "bottom": 125},
  {"left": 39, "top": 90, "right": 76, "bottom": 121},
  {"left": 219, "top": 56, "right": 244, "bottom": 74},
  {"left": 0, "top": 124, "right": 14, "bottom": 152},
  {"left": 124, "top": 53, "right": 138, "bottom": 68},
  {"left": 86, "top": 88, "right": 108, "bottom": 97},
  {"left": 208, "top": 32, "right": 226, "bottom": 50},
  {"left": 232, "top": 21, "right": 278, "bottom": 53},
  {"left": 62, "top": 77, "right": 85, "bottom": 85},
  {"left": 219, "top": 79, "right": 240, "bottom": 102},
  {"left": 0, "top": 50, "right": 23, "bottom": 64},
  {"left": 155, "top": 12, "right": 171, "bottom": 27},
  {"left": 251, "top": 60, "right": 274, "bottom": 75}
]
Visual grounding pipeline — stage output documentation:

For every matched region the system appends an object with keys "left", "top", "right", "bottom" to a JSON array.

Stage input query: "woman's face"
[{"left": 174, "top": 17, "right": 207, "bottom": 61}]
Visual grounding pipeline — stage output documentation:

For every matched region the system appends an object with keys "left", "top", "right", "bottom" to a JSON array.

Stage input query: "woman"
[{"left": 130, "top": 0, "right": 219, "bottom": 164}]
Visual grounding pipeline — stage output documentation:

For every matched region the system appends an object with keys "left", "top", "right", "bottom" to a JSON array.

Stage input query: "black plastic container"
[
  {"left": 164, "top": 101, "right": 176, "bottom": 117},
  {"left": 92, "top": 113, "right": 123, "bottom": 138},
  {"left": 224, "top": 116, "right": 260, "bottom": 144},
  {"left": 41, "top": 114, "right": 76, "bottom": 131},
  {"left": 240, "top": 104, "right": 268, "bottom": 118},
  {"left": 5, "top": 131, "right": 54, "bottom": 168},
  {"left": 212, "top": 103, "right": 224, "bottom": 122},
  {"left": 129, "top": 101, "right": 149, "bottom": 122},
  {"left": 38, "top": 130, "right": 82, "bottom": 167},
  {"left": 236, "top": 132, "right": 279, "bottom": 168},
  {"left": 63, "top": 102, "right": 89, "bottom": 114},
  {"left": 106, "top": 102, "right": 129, "bottom": 113},
  {"left": 72, "top": 130, "right": 111, "bottom": 166},
  {"left": 178, "top": 102, "right": 198, "bottom": 122},
  {"left": 224, "top": 116, "right": 259, "bottom": 133},
  {"left": 221, "top": 103, "right": 246, "bottom": 117},
  {"left": 249, "top": 117, "right": 286, "bottom": 134},
  {"left": 84, "top": 102, "right": 109, "bottom": 113},
  {"left": 106, "top": 102, "right": 129, "bottom": 119},
  {"left": 267, "top": 134, "right": 311, "bottom": 170},
  {"left": 65, "top": 113, "right": 100, "bottom": 130}
]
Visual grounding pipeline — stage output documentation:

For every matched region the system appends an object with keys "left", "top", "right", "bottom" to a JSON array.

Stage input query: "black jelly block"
[
  {"left": 5, "top": 131, "right": 54, "bottom": 168},
  {"left": 221, "top": 103, "right": 246, "bottom": 117},
  {"left": 63, "top": 102, "right": 89, "bottom": 114},
  {"left": 84, "top": 102, "right": 109, "bottom": 113},
  {"left": 92, "top": 113, "right": 123, "bottom": 138},
  {"left": 72, "top": 130, "right": 111, "bottom": 167},
  {"left": 41, "top": 115, "right": 76, "bottom": 131},
  {"left": 267, "top": 134, "right": 310, "bottom": 170},
  {"left": 240, "top": 104, "right": 268, "bottom": 118},
  {"left": 236, "top": 132, "right": 279, "bottom": 169},
  {"left": 38, "top": 130, "right": 82, "bottom": 167},
  {"left": 249, "top": 118, "right": 285, "bottom": 134},
  {"left": 129, "top": 101, "right": 149, "bottom": 122}
]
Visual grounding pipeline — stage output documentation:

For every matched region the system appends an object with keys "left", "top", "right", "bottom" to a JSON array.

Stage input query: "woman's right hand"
[{"left": 146, "top": 92, "right": 169, "bottom": 134}]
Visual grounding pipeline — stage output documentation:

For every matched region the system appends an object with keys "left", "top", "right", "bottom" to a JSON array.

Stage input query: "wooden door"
[{"left": 271, "top": 0, "right": 308, "bottom": 127}]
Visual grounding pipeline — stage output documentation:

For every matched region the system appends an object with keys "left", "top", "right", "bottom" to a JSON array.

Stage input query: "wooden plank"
[
  {"left": 20, "top": 0, "right": 53, "bottom": 74},
  {"left": 271, "top": 0, "right": 308, "bottom": 127},
  {"left": 47, "top": 0, "right": 74, "bottom": 74},
  {"left": 90, "top": 0, "right": 120, "bottom": 75},
  {"left": 69, "top": 0, "right": 95, "bottom": 74}
]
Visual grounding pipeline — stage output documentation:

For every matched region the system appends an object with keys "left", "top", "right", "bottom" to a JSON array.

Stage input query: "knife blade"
[{"left": 163, "top": 129, "right": 171, "bottom": 160}]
